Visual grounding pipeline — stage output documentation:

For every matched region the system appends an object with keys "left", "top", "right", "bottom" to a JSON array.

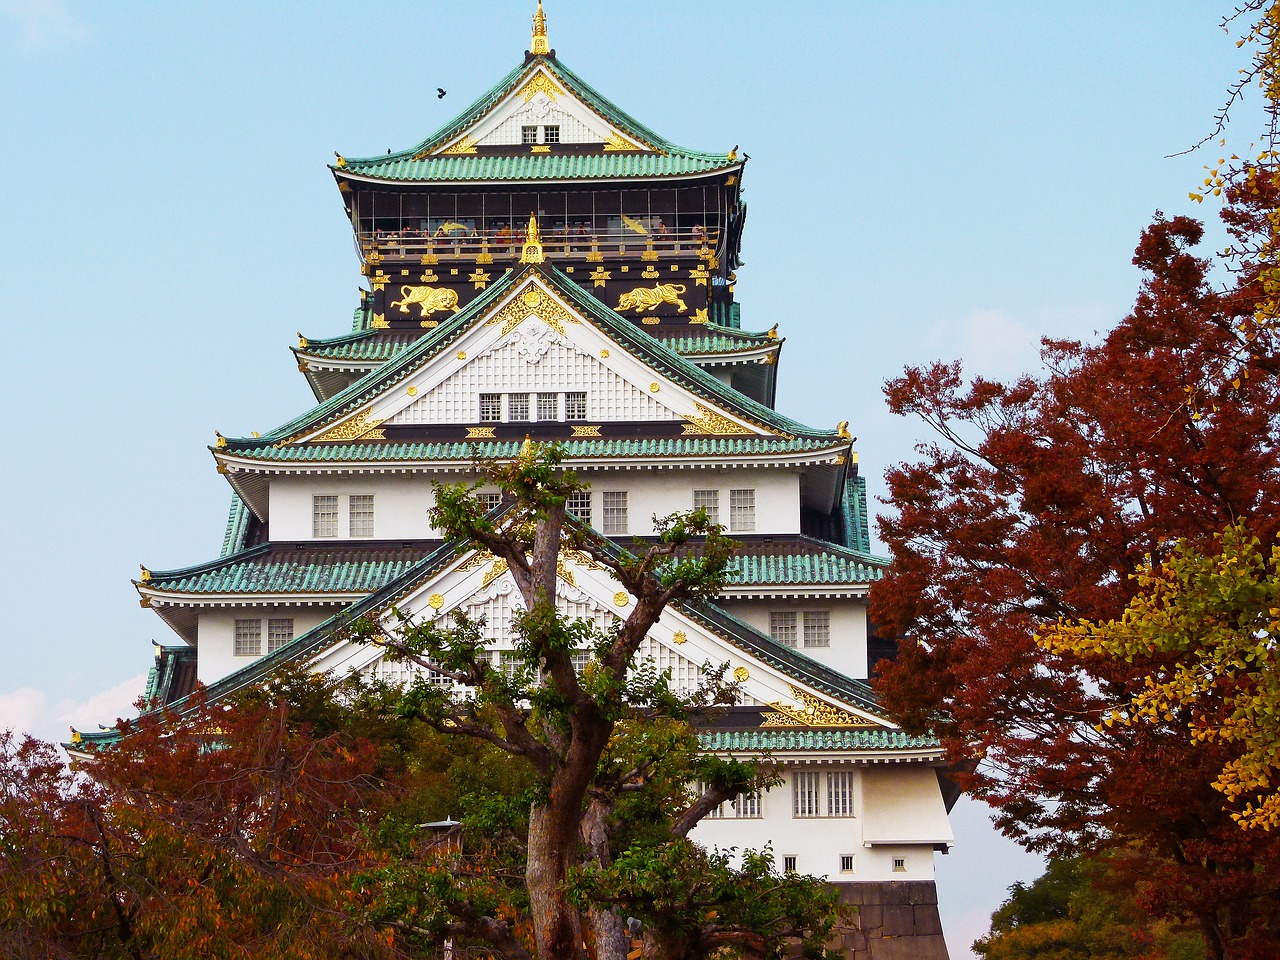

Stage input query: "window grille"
[
  {"left": 692, "top": 489, "right": 719, "bottom": 524},
  {"left": 893, "top": 858, "right": 907, "bottom": 873},
  {"left": 729, "top": 488, "right": 755, "bottom": 532},
  {"left": 543, "top": 124, "right": 560, "bottom": 143},
  {"left": 508, "top": 393, "right": 530, "bottom": 421},
  {"left": 349, "top": 494, "right": 375, "bottom": 538},
  {"left": 792, "top": 771, "right": 821, "bottom": 818},
  {"left": 478, "top": 492, "right": 503, "bottom": 513},
  {"left": 480, "top": 393, "right": 502, "bottom": 422},
  {"left": 313, "top": 495, "right": 339, "bottom": 538},
  {"left": 267, "top": 618, "right": 294, "bottom": 654},
  {"left": 803, "top": 610, "right": 831, "bottom": 648},
  {"left": 770, "top": 611, "right": 798, "bottom": 647},
  {"left": 827, "top": 770, "right": 855, "bottom": 817},
  {"left": 234, "top": 619, "right": 262, "bottom": 657},
  {"left": 840, "top": 855, "right": 855, "bottom": 873},
  {"left": 537, "top": 392, "right": 559, "bottom": 421},
  {"left": 566, "top": 491, "right": 591, "bottom": 524},
  {"left": 783, "top": 855, "right": 797, "bottom": 873},
  {"left": 735, "top": 791, "right": 762, "bottom": 818},
  {"left": 565, "top": 391, "right": 587, "bottom": 420},
  {"left": 521, "top": 125, "right": 538, "bottom": 144},
  {"left": 601, "top": 491, "right": 628, "bottom": 534}
]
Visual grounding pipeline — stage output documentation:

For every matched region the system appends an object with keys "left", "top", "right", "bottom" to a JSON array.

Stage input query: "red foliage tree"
[{"left": 870, "top": 188, "right": 1280, "bottom": 959}]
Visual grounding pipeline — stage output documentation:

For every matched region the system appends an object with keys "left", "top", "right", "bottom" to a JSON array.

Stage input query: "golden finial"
[
  {"left": 767, "top": 324, "right": 779, "bottom": 339},
  {"left": 520, "top": 434, "right": 536, "bottom": 463},
  {"left": 215, "top": 430, "right": 227, "bottom": 448},
  {"left": 334, "top": 152, "right": 348, "bottom": 169},
  {"left": 836, "top": 420, "right": 852, "bottom": 441},
  {"left": 139, "top": 564, "right": 151, "bottom": 583},
  {"left": 70, "top": 727, "right": 82, "bottom": 745},
  {"left": 530, "top": 0, "right": 549, "bottom": 55},
  {"left": 520, "top": 214, "right": 545, "bottom": 263},
  {"left": 297, "top": 332, "right": 308, "bottom": 349}
]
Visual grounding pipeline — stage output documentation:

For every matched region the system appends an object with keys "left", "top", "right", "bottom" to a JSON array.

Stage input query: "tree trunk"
[
  {"left": 527, "top": 802, "right": 585, "bottom": 960},
  {"left": 582, "top": 798, "right": 628, "bottom": 960}
]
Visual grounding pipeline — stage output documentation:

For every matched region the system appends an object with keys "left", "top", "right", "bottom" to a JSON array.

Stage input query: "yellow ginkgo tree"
[{"left": 1038, "top": 521, "right": 1280, "bottom": 830}]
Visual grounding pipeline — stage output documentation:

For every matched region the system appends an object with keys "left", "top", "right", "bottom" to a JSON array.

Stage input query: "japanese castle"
[{"left": 88, "top": 6, "right": 955, "bottom": 957}]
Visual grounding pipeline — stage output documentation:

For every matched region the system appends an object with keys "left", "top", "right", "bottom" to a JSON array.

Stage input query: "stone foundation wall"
[{"left": 827, "top": 881, "right": 950, "bottom": 960}]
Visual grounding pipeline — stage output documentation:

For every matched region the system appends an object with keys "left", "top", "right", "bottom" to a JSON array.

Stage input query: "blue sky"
[{"left": 0, "top": 2, "right": 1260, "bottom": 955}]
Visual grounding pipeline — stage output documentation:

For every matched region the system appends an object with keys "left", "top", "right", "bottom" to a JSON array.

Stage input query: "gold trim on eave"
[
  {"left": 310, "top": 410, "right": 387, "bottom": 443},
  {"left": 761, "top": 686, "right": 881, "bottom": 729}
]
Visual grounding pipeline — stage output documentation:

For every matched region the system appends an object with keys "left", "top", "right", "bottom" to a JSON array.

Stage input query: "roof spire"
[
  {"left": 520, "top": 214, "right": 545, "bottom": 263},
  {"left": 530, "top": 0, "right": 549, "bottom": 55}
]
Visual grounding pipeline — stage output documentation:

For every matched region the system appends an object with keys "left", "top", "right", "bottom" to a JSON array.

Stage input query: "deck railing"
[{"left": 359, "top": 228, "right": 720, "bottom": 264}]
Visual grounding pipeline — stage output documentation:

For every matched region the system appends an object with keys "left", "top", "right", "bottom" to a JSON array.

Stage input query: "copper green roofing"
[
  {"left": 725, "top": 538, "right": 885, "bottom": 587},
  {"left": 662, "top": 325, "right": 779, "bottom": 357},
  {"left": 336, "top": 57, "right": 736, "bottom": 184},
  {"left": 296, "top": 329, "right": 416, "bottom": 364},
  {"left": 221, "top": 495, "right": 252, "bottom": 557},
  {"left": 698, "top": 729, "right": 939, "bottom": 752},
  {"left": 220, "top": 265, "right": 845, "bottom": 459}
]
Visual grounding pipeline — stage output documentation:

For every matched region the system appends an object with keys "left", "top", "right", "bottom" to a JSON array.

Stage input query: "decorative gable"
[{"left": 434, "top": 64, "right": 649, "bottom": 155}]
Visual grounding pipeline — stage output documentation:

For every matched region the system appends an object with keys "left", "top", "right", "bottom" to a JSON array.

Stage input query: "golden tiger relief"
[
  {"left": 390, "top": 285, "right": 460, "bottom": 318},
  {"left": 616, "top": 283, "right": 688, "bottom": 314}
]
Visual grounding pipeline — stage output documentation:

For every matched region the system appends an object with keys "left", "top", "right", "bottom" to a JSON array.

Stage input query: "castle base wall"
[{"left": 828, "top": 881, "right": 950, "bottom": 960}]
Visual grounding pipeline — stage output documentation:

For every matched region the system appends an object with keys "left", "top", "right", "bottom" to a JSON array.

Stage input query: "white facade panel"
[
  {"left": 719, "top": 600, "right": 868, "bottom": 678},
  {"left": 196, "top": 607, "right": 336, "bottom": 685}
]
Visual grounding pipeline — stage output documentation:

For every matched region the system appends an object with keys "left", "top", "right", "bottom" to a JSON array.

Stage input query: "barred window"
[
  {"left": 508, "top": 393, "right": 530, "bottom": 421},
  {"left": 565, "top": 391, "right": 587, "bottom": 421},
  {"left": 537, "top": 392, "right": 559, "bottom": 421},
  {"left": 313, "top": 495, "right": 339, "bottom": 538},
  {"left": 478, "top": 492, "right": 503, "bottom": 513},
  {"left": 803, "top": 610, "right": 830, "bottom": 648},
  {"left": 783, "top": 855, "right": 797, "bottom": 874},
  {"left": 793, "top": 771, "right": 821, "bottom": 818},
  {"left": 827, "top": 770, "right": 855, "bottom": 817},
  {"left": 729, "top": 489, "right": 755, "bottom": 532},
  {"left": 601, "top": 491, "right": 628, "bottom": 534},
  {"left": 893, "top": 858, "right": 907, "bottom": 873},
  {"left": 770, "top": 611, "right": 798, "bottom": 647},
  {"left": 267, "top": 618, "right": 294, "bottom": 654},
  {"left": 521, "top": 125, "right": 538, "bottom": 144},
  {"left": 543, "top": 124, "right": 560, "bottom": 144},
  {"left": 234, "top": 619, "right": 262, "bottom": 657},
  {"left": 840, "top": 854, "right": 855, "bottom": 873},
  {"left": 692, "top": 489, "right": 719, "bottom": 524},
  {"left": 735, "top": 791, "right": 762, "bottom": 818},
  {"left": 566, "top": 491, "right": 591, "bottom": 523},
  {"left": 480, "top": 393, "right": 502, "bottom": 422},
  {"left": 349, "top": 494, "right": 375, "bottom": 538}
]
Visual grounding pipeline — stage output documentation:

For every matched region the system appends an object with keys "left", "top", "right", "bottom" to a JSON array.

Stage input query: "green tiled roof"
[
  {"left": 698, "top": 729, "right": 939, "bottom": 752},
  {"left": 662, "top": 325, "right": 778, "bottom": 357},
  {"left": 221, "top": 265, "right": 845, "bottom": 460},
  {"left": 297, "top": 329, "right": 415, "bottom": 363},
  {"left": 143, "top": 543, "right": 437, "bottom": 595},
  {"left": 338, "top": 58, "right": 736, "bottom": 184},
  {"left": 726, "top": 551, "right": 884, "bottom": 586},
  {"left": 229, "top": 436, "right": 842, "bottom": 465},
  {"left": 221, "top": 494, "right": 252, "bottom": 557}
]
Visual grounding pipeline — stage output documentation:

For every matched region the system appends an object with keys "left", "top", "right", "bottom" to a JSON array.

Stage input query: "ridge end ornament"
[{"left": 760, "top": 685, "right": 880, "bottom": 728}]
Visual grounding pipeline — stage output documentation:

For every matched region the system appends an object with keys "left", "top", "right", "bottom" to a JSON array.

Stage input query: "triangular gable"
[
  {"left": 432, "top": 63, "right": 649, "bottom": 156},
  {"left": 305, "top": 543, "right": 894, "bottom": 730},
  {"left": 293, "top": 272, "right": 771, "bottom": 443}
]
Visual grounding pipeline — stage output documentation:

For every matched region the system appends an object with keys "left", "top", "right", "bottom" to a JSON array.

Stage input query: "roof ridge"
[{"left": 143, "top": 541, "right": 272, "bottom": 583}]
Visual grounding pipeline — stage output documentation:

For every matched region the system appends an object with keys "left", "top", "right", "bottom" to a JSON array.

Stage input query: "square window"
[
  {"left": 480, "top": 393, "right": 502, "bottom": 422},
  {"left": 803, "top": 610, "right": 830, "bottom": 648},
  {"left": 792, "top": 770, "right": 821, "bottom": 818},
  {"left": 508, "top": 393, "right": 530, "bottom": 421},
  {"left": 565, "top": 391, "right": 587, "bottom": 421},
  {"left": 770, "top": 611, "right": 798, "bottom": 647},
  {"left": 827, "top": 770, "right": 855, "bottom": 817},
  {"left": 840, "top": 854, "right": 855, "bottom": 873},
  {"left": 521, "top": 125, "right": 538, "bottom": 144},
  {"left": 601, "top": 491, "right": 628, "bottom": 535},
  {"left": 729, "top": 489, "right": 755, "bottom": 532},
  {"left": 537, "top": 392, "right": 559, "bottom": 421},
  {"left": 234, "top": 619, "right": 262, "bottom": 657},
  {"left": 566, "top": 491, "right": 591, "bottom": 524},
  {"left": 692, "top": 489, "right": 719, "bottom": 524},
  {"left": 736, "top": 791, "right": 761, "bottom": 818},
  {"left": 313, "top": 495, "right": 339, "bottom": 538},
  {"left": 543, "top": 124, "right": 560, "bottom": 144},
  {"left": 892, "top": 857, "right": 907, "bottom": 873},
  {"left": 267, "top": 618, "right": 294, "bottom": 654},
  {"left": 478, "top": 492, "right": 503, "bottom": 513},
  {"left": 783, "top": 855, "right": 797, "bottom": 874},
  {"left": 349, "top": 494, "right": 375, "bottom": 538}
]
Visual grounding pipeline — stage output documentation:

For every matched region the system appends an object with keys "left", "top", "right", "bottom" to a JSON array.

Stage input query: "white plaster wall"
[
  {"left": 268, "top": 468, "right": 802, "bottom": 541},
  {"left": 719, "top": 599, "right": 868, "bottom": 678},
  {"left": 196, "top": 607, "right": 337, "bottom": 685},
  {"left": 689, "top": 767, "right": 940, "bottom": 882}
]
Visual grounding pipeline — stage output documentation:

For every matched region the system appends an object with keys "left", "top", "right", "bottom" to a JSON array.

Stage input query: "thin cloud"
[
  {"left": 0, "top": 0, "right": 87, "bottom": 49},
  {"left": 0, "top": 675, "right": 146, "bottom": 746}
]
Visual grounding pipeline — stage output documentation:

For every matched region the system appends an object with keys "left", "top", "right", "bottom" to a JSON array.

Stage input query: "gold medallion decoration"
[
  {"left": 672, "top": 631, "right": 687, "bottom": 645},
  {"left": 649, "top": 383, "right": 660, "bottom": 393},
  {"left": 457, "top": 351, "right": 467, "bottom": 360},
  {"left": 311, "top": 410, "right": 386, "bottom": 443},
  {"left": 482, "top": 559, "right": 510, "bottom": 588},
  {"left": 390, "top": 285, "right": 460, "bottom": 318},
  {"left": 589, "top": 267, "right": 611, "bottom": 287},
  {"left": 470, "top": 269, "right": 492, "bottom": 289},
  {"left": 599, "top": 349, "right": 610, "bottom": 358},
  {"left": 733, "top": 667, "right": 750, "bottom": 682},
  {"left": 372, "top": 270, "right": 391, "bottom": 291},
  {"left": 530, "top": 144, "right": 551, "bottom": 153},
  {"left": 613, "top": 592, "right": 629, "bottom": 607},
  {"left": 616, "top": 283, "right": 688, "bottom": 314},
  {"left": 519, "top": 72, "right": 562, "bottom": 102},
  {"left": 641, "top": 247, "right": 658, "bottom": 262},
  {"left": 439, "top": 136, "right": 478, "bottom": 156},
  {"left": 761, "top": 685, "right": 881, "bottom": 729},
  {"left": 428, "top": 594, "right": 445, "bottom": 610},
  {"left": 690, "top": 308, "right": 709, "bottom": 324},
  {"left": 466, "top": 426, "right": 496, "bottom": 439},
  {"left": 681, "top": 403, "right": 752, "bottom": 437},
  {"left": 603, "top": 132, "right": 638, "bottom": 152},
  {"left": 407, "top": 386, "right": 418, "bottom": 397},
  {"left": 420, "top": 270, "right": 439, "bottom": 282},
  {"left": 571, "top": 425, "right": 602, "bottom": 437},
  {"left": 689, "top": 268, "right": 710, "bottom": 287},
  {"left": 420, "top": 253, "right": 440, "bottom": 265},
  {"left": 488, "top": 282, "right": 577, "bottom": 336},
  {"left": 641, "top": 266, "right": 660, "bottom": 279}
]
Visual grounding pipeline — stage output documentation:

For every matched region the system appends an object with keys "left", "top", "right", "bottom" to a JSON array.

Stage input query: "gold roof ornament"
[
  {"left": 139, "top": 564, "right": 151, "bottom": 583},
  {"left": 530, "top": 0, "right": 549, "bottom": 55},
  {"left": 519, "top": 434, "right": 536, "bottom": 464},
  {"left": 520, "top": 214, "right": 545, "bottom": 263},
  {"left": 836, "top": 420, "right": 852, "bottom": 441},
  {"left": 215, "top": 431, "right": 227, "bottom": 448}
]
